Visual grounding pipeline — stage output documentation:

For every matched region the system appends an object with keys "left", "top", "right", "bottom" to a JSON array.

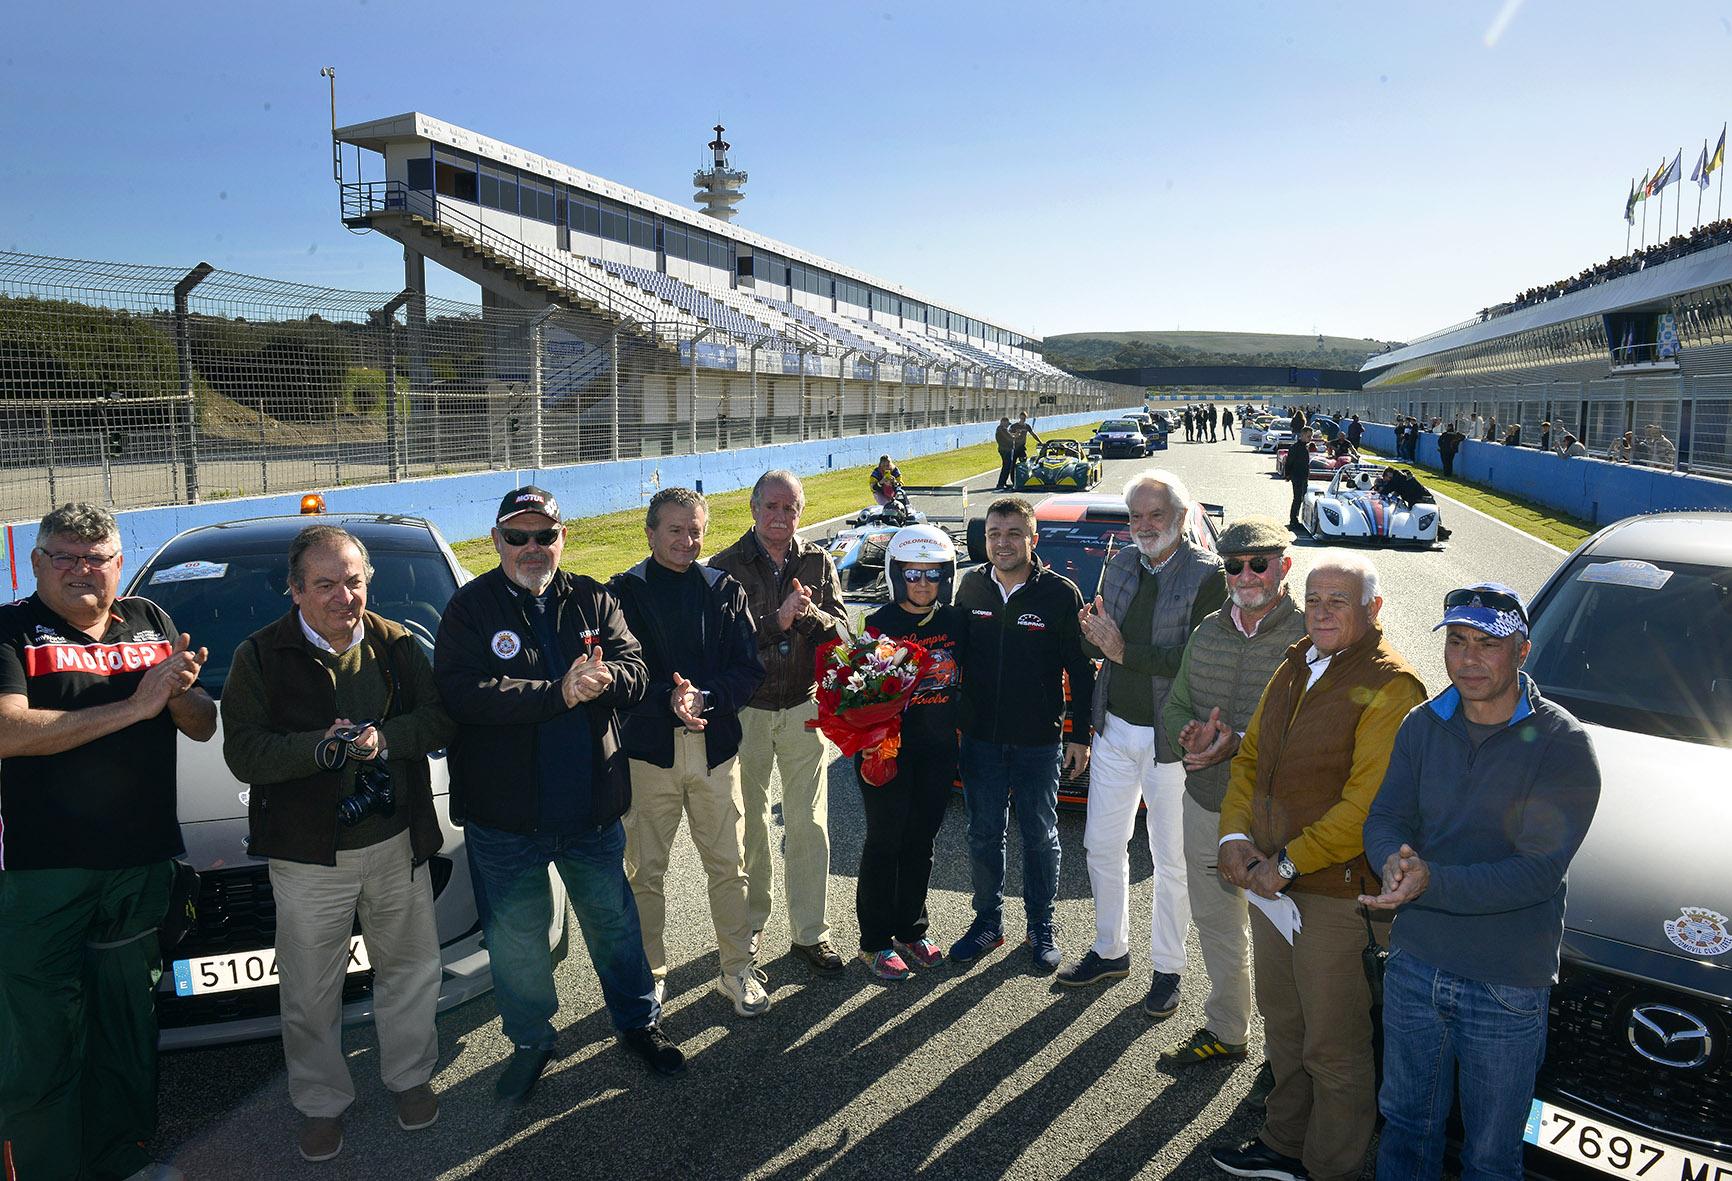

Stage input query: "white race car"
[
  {"left": 1301, "top": 462, "right": 1449, "bottom": 546},
  {"left": 1256, "top": 427, "right": 1296, "bottom": 454},
  {"left": 825, "top": 497, "right": 928, "bottom": 595}
]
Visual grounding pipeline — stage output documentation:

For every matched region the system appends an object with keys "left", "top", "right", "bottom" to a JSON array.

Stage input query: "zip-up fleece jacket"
[
  {"left": 708, "top": 529, "right": 849, "bottom": 711},
  {"left": 609, "top": 560, "right": 765, "bottom": 770},
  {"left": 1363, "top": 673, "right": 1600, "bottom": 987},
  {"left": 955, "top": 561, "right": 1094, "bottom": 748},
  {"left": 434, "top": 567, "right": 648, "bottom": 832}
]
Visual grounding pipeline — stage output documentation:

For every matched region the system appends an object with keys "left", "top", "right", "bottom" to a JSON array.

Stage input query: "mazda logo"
[{"left": 1626, "top": 1004, "right": 1712, "bottom": 1069}]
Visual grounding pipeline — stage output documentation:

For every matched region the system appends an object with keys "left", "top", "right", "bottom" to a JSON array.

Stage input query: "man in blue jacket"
[{"left": 1361, "top": 582, "right": 1600, "bottom": 1181}]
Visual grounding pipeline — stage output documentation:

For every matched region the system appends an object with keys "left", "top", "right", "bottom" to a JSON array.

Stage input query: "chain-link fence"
[
  {"left": 1310, "top": 375, "right": 1732, "bottom": 474},
  {"left": 0, "top": 251, "right": 1120, "bottom": 523}
]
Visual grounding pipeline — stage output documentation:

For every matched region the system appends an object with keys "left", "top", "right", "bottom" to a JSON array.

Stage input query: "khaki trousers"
[
  {"left": 737, "top": 699, "right": 832, "bottom": 945},
  {"left": 269, "top": 830, "right": 441, "bottom": 1119},
  {"left": 1181, "top": 792, "right": 1253, "bottom": 1044},
  {"left": 624, "top": 730, "right": 755, "bottom": 979},
  {"left": 1250, "top": 889, "right": 1381, "bottom": 1181}
]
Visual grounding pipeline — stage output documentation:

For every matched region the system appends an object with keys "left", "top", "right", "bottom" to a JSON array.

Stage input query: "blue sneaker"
[
  {"left": 1056, "top": 949, "right": 1131, "bottom": 988},
  {"left": 948, "top": 921, "right": 1005, "bottom": 964},
  {"left": 1025, "top": 927, "right": 1062, "bottom": 973}
]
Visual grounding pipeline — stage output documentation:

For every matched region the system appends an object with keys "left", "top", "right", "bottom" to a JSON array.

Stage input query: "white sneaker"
[{"left": 715, "top": 966, "right": 771, "bottom": 1017}]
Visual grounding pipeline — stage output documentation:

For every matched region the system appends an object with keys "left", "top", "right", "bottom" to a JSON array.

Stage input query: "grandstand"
[
  {"left": 331, "top": 113, "right": 1096, "bottom": 444},
  {"left": 1322, "top": 239, "right": 1732, "bottom": 472}
]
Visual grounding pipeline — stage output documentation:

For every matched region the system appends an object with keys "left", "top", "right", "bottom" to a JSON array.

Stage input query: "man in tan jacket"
[
  {"left": 1207, "top": 553, "right": 1426, "bottom": 1181},
  {"left": 709, "top": 470, "right": 850, "bottom": 973}
]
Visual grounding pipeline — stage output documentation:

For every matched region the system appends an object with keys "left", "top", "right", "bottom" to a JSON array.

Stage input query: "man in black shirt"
[
  {"left": 1284, "top": 427, "right": 1315, "bottom": 528},
  {"left": 0, "top": 502, "right": 215, "bottom": 1181}
]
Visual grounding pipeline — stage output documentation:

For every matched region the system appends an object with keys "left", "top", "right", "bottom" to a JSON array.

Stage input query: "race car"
[
  {"left": 1240, "top": 415, "right": 1277, "bottom": 448},
  {"left": 1091, "top": 419, "right": 1154, "bottom": 458},
  {"left": 1255, "top": 426, "right": 1295, "bottom": 454},
  {"left": 1273, "top": 439, "right": 1356, "bottom": 479},
  {"left": 825, "top": 495, "right": 928, "bottom": 595},
  {"left": 1300, "top": 462, "right": 1449, "bottom": 546},
  {"left": 1014, "top": 438, "right": 1103, "bottom": 491}
]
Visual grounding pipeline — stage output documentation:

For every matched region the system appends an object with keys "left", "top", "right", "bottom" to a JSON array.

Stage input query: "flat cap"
[{"left": 1217, "top": 515, "right": 1289, "bottom": 555}]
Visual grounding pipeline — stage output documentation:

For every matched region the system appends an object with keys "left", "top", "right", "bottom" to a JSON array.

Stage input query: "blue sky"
[{"left": 4, "top": 0, "right": 1731, "bottom": 343}]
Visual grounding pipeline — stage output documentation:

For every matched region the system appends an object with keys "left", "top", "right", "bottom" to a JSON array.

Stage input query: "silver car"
[{"left": 130, "top": 511, "right": 565, "bottom": 1049}]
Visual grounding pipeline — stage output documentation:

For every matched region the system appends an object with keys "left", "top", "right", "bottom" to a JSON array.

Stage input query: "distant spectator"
[
  {"left": 1346, "top": 414, "right": 1365, "bottom": 449},
  {"left": 1482, "top": 417, "right": 1498, "bottom": 444},
  {"left": 1558, "top": 434, "right": 1586, "bottom": 458},
  {"left": 994, "top": 417, "right": 1015, "bottom": 490},
  {"left": 1289, "top": 407, "right": 1307, "bottom": 435},
  {"left": 1538, "top": 421, "right": 1552, "bottom": 452},
  {"left": 1502, "top": 424, "right": 1522, "bottom": 447},
  {"left": 870, "top": 456, "right": 903, "bottom": 507},
  {"left": 1007, "top": 412, "right": 1040, "bottom": 461},
  {"left": 1632, "top": 424, "right": 1678, "bottom": 467},
  {"left": 1610, "top": 430, "right": 1635, "bottom": 463},
  {"left": 1438, "top": 422, "right": 1466, "bottom": 478},
  {"left": 1221, "top": 407, "right": 1236, "bottom": 439}
]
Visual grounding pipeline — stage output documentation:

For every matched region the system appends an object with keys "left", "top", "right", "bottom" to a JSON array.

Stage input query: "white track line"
[{"left": 1427, "top": 487, "right": 1569, "bottom": 555}]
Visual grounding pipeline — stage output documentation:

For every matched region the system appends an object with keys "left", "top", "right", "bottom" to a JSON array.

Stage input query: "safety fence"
[{"left": 0, "top": 252, "right": 1121, "bottom": 522}]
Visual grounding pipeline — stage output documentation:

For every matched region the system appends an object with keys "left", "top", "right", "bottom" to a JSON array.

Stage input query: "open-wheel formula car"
[
  {"left": 825, "top": 495, "right": 928, "bottom": 596},
  {"left": 1014, "top": 438, "right": 1103, "bottom": 492},
  {"left": 1300, "top": 462, "right": 1450, "bottom": 547}
]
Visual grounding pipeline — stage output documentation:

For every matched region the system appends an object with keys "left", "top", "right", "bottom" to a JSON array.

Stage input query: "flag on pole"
[
  {"left": 1709, "top": 124, "right": 1727, "bottom": 177},
  {"left": 1625, "top": 178, "right": 1637, "bottom": 223},
  {"left": 1653, "top": 151, "right": 1682, "bottom": 194},
  {"left": 1692, "top": 142, "right": 1711, "bottom": 190},
  {"left": 1637, "top": 169, "right": 1652, "bottom": 201}
]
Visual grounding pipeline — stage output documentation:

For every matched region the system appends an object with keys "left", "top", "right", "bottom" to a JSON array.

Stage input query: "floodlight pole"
[
  {"left": 172, "top": 262, "right": 213, "bottom": 504},
  {"left": 320, "top": 68, "right": 340, "bottom": 184},
  {"left": 528, "top": 304, "right": 557, "bottom": 471}
]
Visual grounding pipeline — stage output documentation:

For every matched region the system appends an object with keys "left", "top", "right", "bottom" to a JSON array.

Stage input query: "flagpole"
[
  {"left": 1641, "top": 192, "right": 1649, "bottom": 249},
  {"left": 1675, "top": 148, "right": 1682, "bottom": 236},
  {"left": 1698, "top": 140, "right": 1706, "bottom": 230}
]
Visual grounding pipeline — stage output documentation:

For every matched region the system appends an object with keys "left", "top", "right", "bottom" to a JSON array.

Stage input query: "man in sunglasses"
[
  {"left": 710, "top": 470, "right": 850, "bottom": 975},
  {"left": 1063, "top": 471, "right": 1225, "bottom": 1002},
  {"left": 435, "top": 486, "right": 684, "bottom": 1103},
  {"left": 1361, "top": 584, "right": 1599, "bottom": 1180},
  {"left": 0, "top": 502, "right": 215, "bottom": 1181},
  {"left": 1210, "top": 553, "right": 1426, "bottom": 1181},
  {"left": 1155, "top": 515, "right": 1307, "bottom": 1070}
]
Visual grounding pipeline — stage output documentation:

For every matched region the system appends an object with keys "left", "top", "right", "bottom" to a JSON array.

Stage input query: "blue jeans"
[
  {"left": 1376, "top": 949, "right": 1549, "bottom": 1181},
  {"left": 959, "top": 737, "right": 1061, "bottom": 934},
  {"left": 465, "top": 821, "right": 658, "bottom": 1049}
]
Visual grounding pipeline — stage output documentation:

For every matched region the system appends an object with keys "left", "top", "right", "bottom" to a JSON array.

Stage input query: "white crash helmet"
[{"left": 885, "top": 524, "right": 957, "bottom": 605}]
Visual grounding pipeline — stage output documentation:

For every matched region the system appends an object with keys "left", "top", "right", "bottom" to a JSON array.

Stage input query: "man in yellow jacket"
[{"left": 1206, "top": 553, "right": 1426, "bottom": 1181}]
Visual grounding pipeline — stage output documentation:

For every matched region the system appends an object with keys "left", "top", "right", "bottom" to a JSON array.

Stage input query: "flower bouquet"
[{"left": 807, "top": 629, "right": 931, "bottom": 786}]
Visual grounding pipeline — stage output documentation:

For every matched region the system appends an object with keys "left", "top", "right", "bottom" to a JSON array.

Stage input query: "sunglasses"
[
  {"left": 900, "top": 568, "right": 946, "bottom": 584},
  {"left": 1223, "top": 556, "right": 1277, "bottom": 576},
  {"left": 1443, "top": 587, "right": 1528, "bottom": 625},
  {"left": 500, "top": 527, "right": 561, "bottom": 548}
]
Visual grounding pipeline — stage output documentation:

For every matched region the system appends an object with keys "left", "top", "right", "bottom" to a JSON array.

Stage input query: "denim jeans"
[
  {"left": 465, "top": 820, "right": 658, "bottom": 1049},
  {"left": 1376, "top": 949, "right": 1550, "bottom": 1181},
  {"left": 959, "top": 737, "right": 1061, "bottom": 934}
]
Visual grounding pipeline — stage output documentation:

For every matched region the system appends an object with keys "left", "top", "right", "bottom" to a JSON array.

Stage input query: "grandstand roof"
[
  {"left": 334, "top": 111, "right": 1040, "bottom": 343},
  {"left": 1365, "top": 240, "right": 1732, "bottom": 372}
]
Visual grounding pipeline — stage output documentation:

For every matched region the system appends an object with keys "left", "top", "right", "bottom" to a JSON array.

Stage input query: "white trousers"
[{"left": 1082, "top": 714, "right": 1190, "bottom": 972}]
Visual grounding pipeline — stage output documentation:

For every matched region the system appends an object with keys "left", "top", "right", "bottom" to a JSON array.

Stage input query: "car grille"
[
  {"left": 1538, "top": 963, "right": 1732, "bottom": 1152},
  {"left": 156, "top": 857, "right": 454, "bottom": 1031}
]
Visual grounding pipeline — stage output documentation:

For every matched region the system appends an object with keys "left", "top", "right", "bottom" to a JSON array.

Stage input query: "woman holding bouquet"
[{"left": 854, "top": 525, "right": 965, "bottom": 980}]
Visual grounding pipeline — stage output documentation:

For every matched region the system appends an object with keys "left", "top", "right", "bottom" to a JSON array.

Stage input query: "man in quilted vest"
[
  {"left": 1208, "top": 553, "right": 1427, "bottom": 1181},
  {"left": 1156, "top": 516, "right": 1307, "bottom": 1070},
  {"left": 1063, "top": 471, "right": 1225, "bottom": 1014}
]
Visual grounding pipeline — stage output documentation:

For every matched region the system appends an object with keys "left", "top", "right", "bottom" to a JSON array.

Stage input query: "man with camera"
[{"left": 221, "top": 524, "right": 454, "bottom": 1163}]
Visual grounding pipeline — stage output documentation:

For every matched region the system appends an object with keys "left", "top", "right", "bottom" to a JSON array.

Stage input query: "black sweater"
[{"left": 954, "top": 562, "right": 1094, "bottom": 748}]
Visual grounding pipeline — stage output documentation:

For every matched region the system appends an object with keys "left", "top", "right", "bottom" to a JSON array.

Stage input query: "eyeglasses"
[
  {"left": 500, "top": 527, "right": 561, "bottom": 548},
  {"left": 1443, "top": 587, "right": 1528, "bottom": 625},
  {"left": 900, "top": 568, "right": 946, "bottom": 584},
  {"left": 39, "top": 549, "right": 119, "bottom": 572},
  {"left": 1222, "top": 556, "right": 1277, "bottom": 576}
]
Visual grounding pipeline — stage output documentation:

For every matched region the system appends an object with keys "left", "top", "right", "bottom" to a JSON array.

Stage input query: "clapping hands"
[
  {"left": 561, "top": 646, "right": 613, "bottom": 707},
  {"left": 1177, "top": 706, "right": 1238, "bottom": 770}
]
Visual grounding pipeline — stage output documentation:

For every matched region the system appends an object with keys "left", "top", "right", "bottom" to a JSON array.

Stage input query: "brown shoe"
[
  {"left": 394, "top": 1083, "right": 439, "bottom": 1131},
  {"left": 793, "top": 939, "right": 845, "bottom": 974},
  {"left": 298, "top": 1115, "right": 344, "bottom": 1162}
]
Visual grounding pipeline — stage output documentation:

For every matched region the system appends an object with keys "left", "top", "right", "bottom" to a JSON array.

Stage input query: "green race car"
[{"left": 1014, "top": 438, "right": 1103, "bottom": 491}]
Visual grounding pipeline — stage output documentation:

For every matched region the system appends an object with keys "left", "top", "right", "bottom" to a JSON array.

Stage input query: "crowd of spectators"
[{"left": 1480, "top": 217, "right": 1732, "bottom": 320}]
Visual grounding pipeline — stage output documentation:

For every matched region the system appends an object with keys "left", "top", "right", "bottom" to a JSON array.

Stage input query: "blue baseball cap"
[{"left": 1435, "top": 582, "right": 1529, "bottom": 638}]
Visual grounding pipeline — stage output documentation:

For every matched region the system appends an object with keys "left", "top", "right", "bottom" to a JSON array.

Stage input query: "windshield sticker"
[
  {"left": 1664, "top": 907, "right": 1732, "bottom": 957},
  {"left": 150, "top": 560, "right": 229, "bottom": 584},
  {"left": 1576, "top": 560, "right": 1673, "bottom": 590}
]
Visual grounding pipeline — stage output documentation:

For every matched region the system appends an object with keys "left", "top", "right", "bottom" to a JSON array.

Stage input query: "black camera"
[{"left": 337, "top": 760, "right": 395, "bottom": 827}]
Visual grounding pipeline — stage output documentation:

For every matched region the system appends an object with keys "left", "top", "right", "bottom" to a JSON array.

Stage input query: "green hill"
[{"left": 1042, "top": 330, "right": 1396, "bottom": 374}]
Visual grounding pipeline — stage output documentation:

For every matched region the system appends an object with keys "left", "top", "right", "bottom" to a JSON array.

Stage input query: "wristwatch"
[
  {"left": 699, "top": 689, "right": 713, "bottom": 713},
  {"left": 1276, "top": 847, "right": 1299, "bottom": 881}
]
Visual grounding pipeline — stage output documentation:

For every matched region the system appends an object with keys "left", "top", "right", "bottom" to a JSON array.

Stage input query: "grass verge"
[
  {"left": 450, "top": 423, "right": 1105, "bottom": 578},
  {"left": 1359, "top": 446, "right": 1592, "bottom": 551}
]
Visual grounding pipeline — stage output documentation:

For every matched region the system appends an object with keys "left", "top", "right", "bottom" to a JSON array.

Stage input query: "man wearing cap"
[
  {"left": 1208, "top": 552, "right": 1427, "bottom": 1181},
  {"left": 1063, "top": 470, "right": 1225, "bottom": 1000},
  {"left": 709, "top": 470, "right": 849, "bottom": 975},
  {"left": 435, "top": 486, "right": 685, "bottom": 1105},
  {"left": 1361, "top": 584, "right": 1600, "bottom": 1180},
  {"left": 1155, "top": 515, "right": 1307, "bottom": 1069}
]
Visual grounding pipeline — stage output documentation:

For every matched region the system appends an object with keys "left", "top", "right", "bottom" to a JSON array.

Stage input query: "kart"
[
  {"left": 1014, "top": 438, "right": 1103, "bottom": 491},
  {"left": 1300, "top": 462, "right": 1449, "bottom": 547},
  {"left": 1273, "top": 440, "right": 1356, "bottom": 480},
  {"left": 1091, "top": 419, "right": 1155, "bottom": 458},
  {"left": 825, "top": 494, "right": 928, "bottom": 595}
]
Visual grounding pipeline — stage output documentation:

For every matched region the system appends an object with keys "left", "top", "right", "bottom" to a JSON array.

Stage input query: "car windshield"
[
  {"left": 1036, "top": 519, "right": 1130, "bottom": 599},
  {"left": 130, "top": 548, "right": 459, "bottom": 697},
  {"left": 1526, "top": 554, "right": 1732, "bottom": 746}
]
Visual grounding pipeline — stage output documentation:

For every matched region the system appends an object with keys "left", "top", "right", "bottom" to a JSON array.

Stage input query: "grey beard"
[
  {"left": 1230, "top": 583, "right": 1278, "bottom": 611},
  {"left": 1134, "top": 524, "right": 1182, "bottom": 559}
]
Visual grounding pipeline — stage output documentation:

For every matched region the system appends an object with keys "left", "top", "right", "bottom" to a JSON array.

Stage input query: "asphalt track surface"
[{"left": 148, "top": 432, "right": 1569, "bottom": 1179}]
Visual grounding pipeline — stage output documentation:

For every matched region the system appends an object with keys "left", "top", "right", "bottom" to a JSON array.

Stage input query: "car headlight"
[{"left": 1321, "top": 504, "right": 1341, "bottom": 525}]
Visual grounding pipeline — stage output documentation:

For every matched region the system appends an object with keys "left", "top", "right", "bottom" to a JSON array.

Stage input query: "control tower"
[{"left": 692, "top": 124, "right": 747, "bottom": 223}]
